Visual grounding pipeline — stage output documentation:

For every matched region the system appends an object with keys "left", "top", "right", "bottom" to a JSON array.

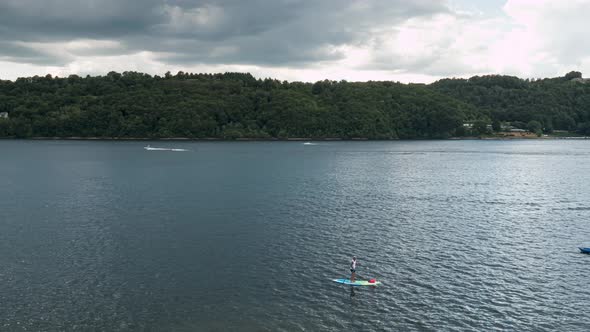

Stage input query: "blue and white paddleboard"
[{"left": 332, "top": 279, "right": 381, "bottom": 286}]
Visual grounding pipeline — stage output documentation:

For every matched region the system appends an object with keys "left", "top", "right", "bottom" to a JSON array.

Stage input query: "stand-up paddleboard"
[
  {"left": 332, "top": 279, "right": 381, "bottom": 286},
  {"left": 580, "top": 247, "right": 590, "bottom": 254}
]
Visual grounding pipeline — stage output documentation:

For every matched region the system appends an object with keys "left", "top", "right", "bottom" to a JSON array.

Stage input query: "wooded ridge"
[{"left": 1, "top": 70, "right": 588, "bottom": 139}]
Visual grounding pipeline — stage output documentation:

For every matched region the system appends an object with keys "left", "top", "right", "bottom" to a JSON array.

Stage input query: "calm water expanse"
[{"left": 1, "top": 140, "right": 590, "bottom": 331}]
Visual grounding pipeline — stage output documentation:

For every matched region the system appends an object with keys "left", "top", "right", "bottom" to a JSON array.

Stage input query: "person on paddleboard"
[{"left": 350, "top": 256, "right": 357, "bottom": 282}]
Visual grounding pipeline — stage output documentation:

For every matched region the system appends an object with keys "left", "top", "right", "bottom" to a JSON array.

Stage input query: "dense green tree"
[
  {"left": 577, "top": 122, "right": 590, "bottom": 136},
  {"left": 511, "top": 121, "right": 527, "bottom": 129},
  {"left": 527, "top": 120, "right": 542, "bottom": 136},
  {"left": 0, "top": 119, "right": 9, "bottom": 136},
  {"left": 430, "top": 72, "right": 590, "bottom": 134},
  {"left": 492, "top": 119, "right": 501, "bottom": 132},
  {"left": 565, "top": 71, "right": 582, "bottom": 80},
  {"left": 0, "top": 71, "right": 589, "bottom": 139},
  {"left": 455, "top": 125, "right": 466, "bottom": 137},
  {"left": 472, "top": 120, "right": 489, "bottom": 135}
]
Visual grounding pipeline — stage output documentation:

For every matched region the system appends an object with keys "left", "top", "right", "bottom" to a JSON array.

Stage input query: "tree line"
[{"left": 1, "top": 70, "right": 589, "bottom": 139}]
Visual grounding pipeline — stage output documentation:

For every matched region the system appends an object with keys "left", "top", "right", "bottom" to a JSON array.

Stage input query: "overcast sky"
[{"left": 0, "top": 0, "right": 588, "bottom": 83}]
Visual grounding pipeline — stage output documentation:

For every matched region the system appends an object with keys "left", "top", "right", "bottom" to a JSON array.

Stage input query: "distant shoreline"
[
  {"left": 2, "top": 136, "right": 344, "bottom": 141},
  {"left": 1, "top": 136, "right": 589, "bottom": 141}
]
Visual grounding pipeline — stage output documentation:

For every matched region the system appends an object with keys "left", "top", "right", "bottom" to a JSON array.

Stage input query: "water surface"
[{"left": 1, "top": 140, "right": 589, "bottom": 331}]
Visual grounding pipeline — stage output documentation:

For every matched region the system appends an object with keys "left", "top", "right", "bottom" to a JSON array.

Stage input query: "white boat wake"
[{"left": 144, "top": 145, "right": 189, "bottom": 152}]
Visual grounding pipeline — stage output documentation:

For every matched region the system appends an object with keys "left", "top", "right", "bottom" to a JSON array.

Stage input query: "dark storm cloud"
[
  {"left": 0, "top": 0, "right": 164, "bottom": 39},
  {"left": 0, "top": 41, "right": 69, "bottom": 65},
  {"left": 0, "top": 0, "right": 449, "bottom": 67}
]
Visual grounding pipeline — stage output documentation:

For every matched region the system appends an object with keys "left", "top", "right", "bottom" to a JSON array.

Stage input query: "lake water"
[{"left": 1, "top": 140, "right": 589, "bottom": 331}]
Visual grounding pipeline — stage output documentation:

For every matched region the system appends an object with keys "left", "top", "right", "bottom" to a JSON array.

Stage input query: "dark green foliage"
[
  {"left": 511, "top": 121, "right": 527, "bottom": 129},
  {"left": 430, "top": 72, "right": 590, "bottom": 134},
  {"left": 565, "top": 71, "right": 582, "bottom": 80},
  {"left": 472, "top": 120, "right": 489, "bottom": 135},
  {"left": 577, "top": 122, "right": 590, "bottom": 136},
  {"left": 1, "top": 71, "right": 589, "bottom": 139},
  {"left": 527, "top": 120, "right": 542, "bottom": 136},
  {"left": 492, "top": 119, "right": 501, "bottom": 132},
  {"left": 454, "top": 125, "right": 467, "bottom": 137}
]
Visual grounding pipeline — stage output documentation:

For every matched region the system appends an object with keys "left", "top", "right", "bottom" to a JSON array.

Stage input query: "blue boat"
[{"left": 579, "top": 247, "right": 590, "bottom": 254}]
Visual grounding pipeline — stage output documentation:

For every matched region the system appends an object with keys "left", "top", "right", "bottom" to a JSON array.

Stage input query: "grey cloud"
[
  {"left": 154, "top": 38, "right": 344, "bottom": 66},
  {"left": 0, "top": 0, "right": 449, "bottom": 67},
  {"left": 0, "top": 0, "right": 164, "bottom": 40},
  {"left": 0, "top": 41, "right": 70, "bottom": 65},
  {"left": 150, "top": 0, "right": 449, "bottom": 66}
]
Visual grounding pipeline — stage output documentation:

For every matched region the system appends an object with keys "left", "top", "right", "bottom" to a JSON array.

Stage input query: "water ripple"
[{"left": 1, "top": 140, "right": 590, "bottom": 330}]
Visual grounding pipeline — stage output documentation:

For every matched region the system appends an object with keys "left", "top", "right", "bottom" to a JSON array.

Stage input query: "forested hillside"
[
  {"left": 0, "top": 71, "right": 589, "bottom": 139},
  {"left": 430, "top": 71, "right": 590, "bottom": 135}
]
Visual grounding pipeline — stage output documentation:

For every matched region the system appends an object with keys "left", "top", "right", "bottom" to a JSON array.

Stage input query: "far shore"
[{"left": 0, "top": 135, "right": 588, "bottom": 141}]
